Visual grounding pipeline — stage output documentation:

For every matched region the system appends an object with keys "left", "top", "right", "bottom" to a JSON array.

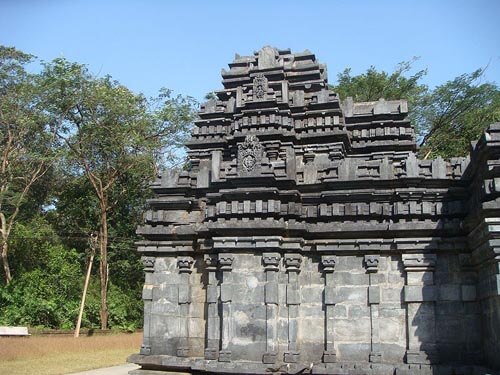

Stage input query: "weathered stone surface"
[
  {"left": 131, "top": 47, "right": 500, "bottom": 374},
  {"left": 404, "top": 285, "right": 437, "bottom": 302}
]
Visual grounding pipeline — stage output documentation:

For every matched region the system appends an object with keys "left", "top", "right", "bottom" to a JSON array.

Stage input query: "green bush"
[
  {"left": 0, "top": 242, "right": 143, "bottom": 329},
  {"left": 0, "top": 244, "right": 82, "bottom": 328}
]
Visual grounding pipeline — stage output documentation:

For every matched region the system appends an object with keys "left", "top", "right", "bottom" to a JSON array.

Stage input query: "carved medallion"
[
  {"left": 238, "top": 135, "right": 262, "bottom": 175},
  {"left": 253, "top": 73, "right": 268, "bottom": 100}
]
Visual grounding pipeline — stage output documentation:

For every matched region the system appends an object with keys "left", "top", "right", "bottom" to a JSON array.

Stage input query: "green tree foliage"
[
  {"left": 0, "top": 44, "right": 197, "bottom": 330},
  {"left": 0, "top": 239, "right": 82, "bottom": 328},
  {"left": 417, "top": 70, "right": 500, "bottom": 158},
  {"left": 8, "top": 215, "right": 60, "bottom": 275},
  {"left": 39, "top": 58, "right": 197, "bottom": 329},
  {"left": 332, "top": 61, "right": 500, "bottom": 158},
  {"left": 333, "top": 59, "right": 428, "bottom": 103},
  {"left": 0, "top": 46, "right": 59, "bottom": 284}
]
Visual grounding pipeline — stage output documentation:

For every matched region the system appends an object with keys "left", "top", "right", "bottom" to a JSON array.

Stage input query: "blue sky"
[{"left": 1, "top": 0, "right": 499, "bottom": 102}]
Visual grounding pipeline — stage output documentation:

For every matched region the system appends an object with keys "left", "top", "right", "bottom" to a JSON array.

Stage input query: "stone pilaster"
[
  {"left": 284, "top": 253, "right": 302, "bottom": 363},
  {"left": 176, "top": 256, "right": 194, "bottom": 357},
  {"left": 321, "top": 255, "right": 337, "bottom": 363},
  {"left": 204, "top": 254, "right": 219, "bottom": 360},
  {"left": 303, "top": 152, "right": 317, "bottom": 184},
  {"left": 403, "top": 253, "right": 438, "bottom": 364},
  {"left": 262, "top": 252, "right": 280, "bottom": 364},
  {"left": 218, "top": 254, "right": 234, "bottom": 362},
  {"left": 364, "top": 255, "right": 381, "bottom": 363},
  {"left": 139, "top": 256, "right": 155, "bottom": 355}
]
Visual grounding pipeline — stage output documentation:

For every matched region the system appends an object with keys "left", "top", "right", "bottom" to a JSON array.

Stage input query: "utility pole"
[{"left": 74, "top": 232, "right": 98, "bottom": 338}]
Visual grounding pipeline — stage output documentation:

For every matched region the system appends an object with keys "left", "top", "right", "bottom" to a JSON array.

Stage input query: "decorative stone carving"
[
  {"left": 177, "top": 256, "right": 194, "bottom": 273},
  {"left": 262, "top": 252, "right": 280, "bottom": 270},
  {"left": 238, "top": 135, "right": 263, "bottom": 175},
  {"left": 253, "top": 73, "right": 268, "bottom": 100},
  {"left": 284, "top": 253, "right": 302, "bottom": 271},
  {"left": 204, "top": 253, "right": 218, "bottom": 270},
  {"left": 402, "top": 254, "right": 437, "bottom": 271},
  {"left": 141, "top": 256, "right": 155, "bottom": 271},
  {"left": 321, "top": 255, "right": 337, "bottom": 272},
  {"left": 364, "top": 255, "right": 380, "bottom": 273},
  {"left": 219, "top": 254, "right": 234, "bottom": 271}
]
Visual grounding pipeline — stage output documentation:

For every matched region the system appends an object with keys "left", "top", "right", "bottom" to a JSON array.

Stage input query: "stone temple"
[{"left": 128, "top": 47, "right": 500, "bottom": 374}]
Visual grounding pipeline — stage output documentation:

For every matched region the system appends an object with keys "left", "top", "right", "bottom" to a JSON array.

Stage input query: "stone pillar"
[
  {"left": 177, "top": 256, "right": 194, "bottom": 357},
  {"left": 321, "top": 255, "right": 337, "bottom": 363},
  {"left": 262, "top": 252, "right": 280, "bottom": 364},
  {"left": 364, "top": 255, "right": 381, "bottom": 363},
  {"left": 284, "top": 254, "right": 302, "bottom": 363},
  {"left": 218, "top": 254, "right": 234, "bottom": 362},
  {"left": 204, "top": 254, "right": 219, "bottom": 360},
  {"left": 403, "top": 253, "right": 438, "bottom": 364},
  {"left": 139, "top": 256, "right": 155, "bottom": 355}
]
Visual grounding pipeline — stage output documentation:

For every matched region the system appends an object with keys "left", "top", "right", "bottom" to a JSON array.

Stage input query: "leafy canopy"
[{"left": 332, "top": 59, "right": 500, "bottom": 158}]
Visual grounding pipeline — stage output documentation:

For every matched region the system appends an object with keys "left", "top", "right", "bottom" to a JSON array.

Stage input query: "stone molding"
[
  {"left": 284, "top": 253, "right": 302, "bottom": 271},
  {"left": 402, "top": 254, "right": 437, "bottom": 272},
  {"left": 364, "top": 254, "right": 380, "bottom": 273},
  {"left": 177, "top": 256, "right": 194, "bottom": 273},
  {"left": 321, "top": 255, "right": 337, "bottom": 272},
  {"left": 141, "top": 256, "right": 155, "bottom": 272}
]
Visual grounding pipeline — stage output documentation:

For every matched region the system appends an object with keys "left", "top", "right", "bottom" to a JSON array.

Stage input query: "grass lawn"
[{"left": 0, "top": 332, "right": 142, "bottom": 375}]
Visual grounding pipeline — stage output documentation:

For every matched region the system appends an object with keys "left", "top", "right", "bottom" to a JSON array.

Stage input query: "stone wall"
[{"left": 129, "top": 47, "right": 500, "bottom": 375}]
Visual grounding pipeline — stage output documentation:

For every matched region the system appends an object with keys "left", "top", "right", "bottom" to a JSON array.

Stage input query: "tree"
[
  {"left": 332, "top": 60, "right": 500, "bottom": 158},
  {"left": 0, "top": 46, "right": 58, "bottom": 284},
  {"left": 417, "top": 70, "right": 500, "bottom": 158},
  {"left": 332, "top": 58, "right": 428, "bottom": 121},
  {"left": 0, "top": 232, "right": 82, "bottom": 329},
  {"left": 41, "top": 58, "right": 197, "bottom": 329}
]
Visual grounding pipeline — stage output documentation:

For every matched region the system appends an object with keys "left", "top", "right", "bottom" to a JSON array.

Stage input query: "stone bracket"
[
  {"left": 321, "top": 255, "right": 337, "bottom": 272},
  {"left": 364, "top": 254, "right": 380, "bottom": 273}
]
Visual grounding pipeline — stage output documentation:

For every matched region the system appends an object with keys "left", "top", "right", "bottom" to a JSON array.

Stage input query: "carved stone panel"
[
  {"left": 253, "top": 73, "right": 268, "bottom": 100},
  {"left": 238, "top": 135, "right": 263, "bottom": 175}
]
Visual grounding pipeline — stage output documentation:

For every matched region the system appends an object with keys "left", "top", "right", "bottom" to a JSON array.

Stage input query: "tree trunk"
[
  {"left": 1, "top": 241, "right": 12, "bottom": 285},
  {"left": 0, "top": 213, "right": 12, "bottom": 285},
  {"left": 99, "top": 207, "right": 109, "bottom": 330}
]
